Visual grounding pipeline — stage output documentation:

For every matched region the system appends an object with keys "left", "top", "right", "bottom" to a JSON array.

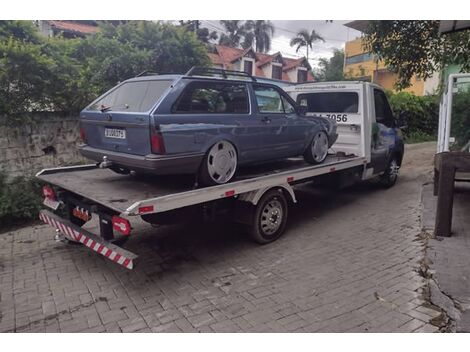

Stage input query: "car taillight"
[
  {"left": 80, "top": 127, "right": 87, "bottom": 143},
  {"left": 42, "top": 185, "right": 56, "bottom": 200},
  {"left": 112, "top": 216, "right": 131, "bottom": 236},
  {"left": 150, "top": 125, "right": 165, "bottom": 154}
]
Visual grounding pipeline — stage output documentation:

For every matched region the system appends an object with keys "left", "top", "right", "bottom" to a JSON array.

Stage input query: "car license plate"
[
  {"left": 43, "top": 197, "right": 60, "bottom": 210},
  {"left": 105, "top": 128, "right": 126, "bottom": 139}
]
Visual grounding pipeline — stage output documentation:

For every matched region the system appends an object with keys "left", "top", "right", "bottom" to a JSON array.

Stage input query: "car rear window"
[
  {"left": 297, "top": 92, "right": 359, "bottom": 113},
  {"left": 172, "top": 81, "right": 249, "bottom": 114},
  {"left": 88, "top": 80, "right": 173, "bottom": 112}
]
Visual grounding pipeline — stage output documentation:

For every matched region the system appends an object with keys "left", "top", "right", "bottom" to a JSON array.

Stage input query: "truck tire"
[
  {"left": 379, "top": 156, "right": 399, "bottom": 188},
  {"left": 249, "top": 189, "right": 288, "bottom": 244}
]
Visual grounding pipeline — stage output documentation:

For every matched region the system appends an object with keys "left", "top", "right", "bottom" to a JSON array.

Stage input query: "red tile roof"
[
  {"left": 208, "top": 45, "right": 314, "bottom": 83},
  {"left": 48, "top": 21, "right": 99, "bottom": 35}
]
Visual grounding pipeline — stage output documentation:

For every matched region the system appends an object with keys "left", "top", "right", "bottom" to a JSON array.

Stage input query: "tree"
[
  {"left": 316, "top": 49, "right": 345, "bottom": 81},
  {"left": 362, "top": 20, "right": 470, "bottom": 89},
  {"left": 218, "top": 20, "right": 246, "bottom": 47},
  {"left": 0, "top": 20, "right": 210, "bottom": 114},
  {"left": 290, "top": 29, "right": 324, "bottom": 61},
  {"left": 178, "top": 20, "right": 218, "bottom": 43},
  {"left": 243, "top": 20, "right": 274, "bottom": 53}
]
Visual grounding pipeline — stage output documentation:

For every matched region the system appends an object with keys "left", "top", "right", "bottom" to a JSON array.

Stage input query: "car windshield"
[
  {"left": 297, "top": 92, "right": 359, "bottom": 113},
  {"left": 88, "top": 80, "right": 173, "bottom": 113}
]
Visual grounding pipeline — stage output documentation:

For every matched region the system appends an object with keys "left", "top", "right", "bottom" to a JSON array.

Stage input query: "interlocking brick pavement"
[{"left": 0, "top": 143, "right": 439, "bottom": 332}]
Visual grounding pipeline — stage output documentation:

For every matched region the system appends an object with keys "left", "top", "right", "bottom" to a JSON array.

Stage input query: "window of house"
[
  {"left": 297, "top": 92, "right": 359, "bottom": 113},
  {"left": 373, "top": 89, "right": 395, "bottom": 128},
  {"left": 89, "top": 80, "right": 173, "bottom": 112},
  {"left": 272, "top": 65, "right": 282, "bottom": 80},
  {"left": 345, "top": 53, "right": 374, "bottom": 66},
  {"left": 243, "top": 60, "right": 253, "bottom": 75},
  {"left": 172, "top": 81, "right": 249, "bottom": 114},
  {"left": 254, "top": 85, "right": 290, "bottom": 113},
  {"left": 297, "top": 69, "right": 308, "bottom": 83}
]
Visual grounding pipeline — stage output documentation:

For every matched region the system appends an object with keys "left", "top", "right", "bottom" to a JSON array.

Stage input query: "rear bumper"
[
  {"left": 39, "top": 210, "right": 137, "bottom": 270},
  {"left": 79, "top": 145, "right": 204, "bottom": 175}
]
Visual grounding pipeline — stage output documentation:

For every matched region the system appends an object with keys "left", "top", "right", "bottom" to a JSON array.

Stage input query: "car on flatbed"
[
  {"left": 36, "top": 79, "right": 405, "bottom": 270},
  {"left": 78, "top": 67, "right": 338, "bottom": 186}
]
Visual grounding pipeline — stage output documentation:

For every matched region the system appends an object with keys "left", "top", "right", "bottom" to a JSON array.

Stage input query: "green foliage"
[
  {"left": 316, "top": 49, "right": 345, "bottom": 81},
  {"left": 362, "top": 20, "right": 470, "bottom": 90},
  {"left": 451, "top": 90, "right": 470, "bottom": 149},
  {"left": 0, "top": 20, "right": 210, "bottom": 116},
  {"left": 388, "top": 91, "right": 439, "bottom": 137},
  {"left": 0, "top": 172, "right": 43, "bottom": 226}
]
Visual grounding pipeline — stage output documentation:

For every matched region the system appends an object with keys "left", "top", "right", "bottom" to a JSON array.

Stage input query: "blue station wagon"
[{"left": 79, "top": 68, "right": 338, "bottom": 185}]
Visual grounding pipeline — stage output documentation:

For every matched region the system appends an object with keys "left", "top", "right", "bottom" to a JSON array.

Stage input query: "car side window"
[
  {"left": 254, "top": 86, "right": 284, "bottom": 113},
  {"left": 373, "top": 89, "right": 395, "bottom": 128},
  {"left": 172, "top": 81, "right": 249, "bottom": 114},
  {"left": 281, "top": 95, "right": 296, "bottom": 114}
]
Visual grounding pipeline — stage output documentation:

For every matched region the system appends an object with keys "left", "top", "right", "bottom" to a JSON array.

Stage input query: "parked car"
[{"left": 78, "top": 68, "right": 338, "bottom": 185}]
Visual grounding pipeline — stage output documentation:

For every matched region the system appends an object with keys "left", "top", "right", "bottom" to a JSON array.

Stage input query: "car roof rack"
[
  {"left": 135, "top": 70, "right": 159, "bottom": 77},
  {"left": 185, "top": 66, "right": 257, "bottom": 82}
]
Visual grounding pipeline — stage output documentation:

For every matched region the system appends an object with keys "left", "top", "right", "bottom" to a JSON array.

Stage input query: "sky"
[{"left": 200, "top": 20, "right": 362, "bottom": 68}]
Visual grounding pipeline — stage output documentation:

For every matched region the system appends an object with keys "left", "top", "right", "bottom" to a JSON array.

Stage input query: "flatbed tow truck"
[{"left": 36, "top": 81, "right": 404, "bottom": 269}]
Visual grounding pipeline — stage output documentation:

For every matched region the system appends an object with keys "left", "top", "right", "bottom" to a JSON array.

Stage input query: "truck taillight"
[
  {"left": 42, "top": 185, "right": 56, "bottom": 200},
  {"left": 80, "top": 127, "right": 87, "bottom": 143},
  {"left": 112, "top": 216, "right": 131, "bottom": 236},
  {"left": 150, "top": 126, "right": 165, "bottom": 154}
]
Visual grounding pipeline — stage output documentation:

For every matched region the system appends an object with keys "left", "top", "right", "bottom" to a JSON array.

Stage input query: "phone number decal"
[{"left": 325, "top": 114, "right": 348, "bottom": 123}]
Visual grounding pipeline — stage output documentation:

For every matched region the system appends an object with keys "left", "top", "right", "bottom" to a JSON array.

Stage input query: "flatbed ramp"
[{"left": 37, "top": 154, "right": 365, "bottom": 216}]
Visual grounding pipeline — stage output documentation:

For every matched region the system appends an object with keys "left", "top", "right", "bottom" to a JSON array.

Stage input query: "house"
[
  {"left": 208, "top": 45, "right": 314, "bottom": 83},
  {"left": 343, "top": 21, "right": 439, "bottom": 95},
  {"left": 36, "top": 21, "right": 99, "bottom": 38}
]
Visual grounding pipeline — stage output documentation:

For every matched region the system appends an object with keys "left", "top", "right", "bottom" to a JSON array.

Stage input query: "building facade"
[
  {"left": 208, "top": 45, "right": 314, "bottom": 83},
  {"left": 344, "top": 22, "right": 439, "bottom": 96}
]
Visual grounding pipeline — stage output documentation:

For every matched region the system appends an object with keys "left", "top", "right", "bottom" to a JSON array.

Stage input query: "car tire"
[
  {"left": 304, "top": 131, "right": 329, "bottom": 164},
  {"left": 249, "top": 189, "right": 288, "bottom": 244},
  {"left": 379, "top": 156, "right": 399, "bottom": 188},
  {"left": 199, "top": 140, "right": 238, "bottom": 186}
]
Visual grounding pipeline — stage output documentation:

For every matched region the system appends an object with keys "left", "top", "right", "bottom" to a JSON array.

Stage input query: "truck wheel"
[
  {"left": 199, "top": 140, "right": 238, "bottom": 186},
  {"left": 304, "top": 131, "right": 329, "bottom": 164},
  {"left": 379, "top": 156, "right": 399, "bottom": 188},
  {"left": 250, "top": 189, "right": 288, "bottom": 244}
]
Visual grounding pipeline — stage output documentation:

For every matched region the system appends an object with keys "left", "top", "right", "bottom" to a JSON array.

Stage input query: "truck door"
[{"left": 371, "top": 88, "right": 396, "bottom": 174}]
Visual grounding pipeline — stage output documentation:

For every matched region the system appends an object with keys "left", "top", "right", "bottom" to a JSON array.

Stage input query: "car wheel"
[
  {"left": 304, "top": 131, "right": 329, "bottom": 164},
  {"left": 379, "top": 156, "right": 399, "bottom": 188},
  {"left": 199, "top": 140, "right": 238, "bottom": 186},
  {"left": 249, "top": 189, "right": 288, "bottom": 244}
]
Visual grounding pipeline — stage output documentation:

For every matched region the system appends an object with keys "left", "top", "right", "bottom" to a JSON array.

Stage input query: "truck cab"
[{"left": 284, "top": 81, "right": 404, "bottom": 186}]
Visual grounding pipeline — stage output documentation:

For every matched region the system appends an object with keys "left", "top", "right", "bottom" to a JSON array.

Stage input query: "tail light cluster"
[
  {"left": 150, "top": 125, "right": 166, "bottom": 154},
  {"left": 42, "top": 185, "right": 56, "bottom": 200},
  {"left": 79, "top": 126, "right": 87, "bottom": 143},
  {"left": 112, "top": 216, "right": 131, "bottom": 236}
]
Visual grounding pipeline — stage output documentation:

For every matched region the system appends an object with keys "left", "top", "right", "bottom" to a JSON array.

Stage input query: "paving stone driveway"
[{"left": 0, "top": 143, "right": 441, "bottom": 332}]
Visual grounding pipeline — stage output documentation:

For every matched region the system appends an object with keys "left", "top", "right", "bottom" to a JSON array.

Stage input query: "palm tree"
[
  {"left": 243, "top": 20, "right": 275, "bottom": 53},
  {"left": 290, "top": 29, "right": 325, "bottom": 61},
  {"left": 218, "top": 20, "right": 246, "bottom": 47}
]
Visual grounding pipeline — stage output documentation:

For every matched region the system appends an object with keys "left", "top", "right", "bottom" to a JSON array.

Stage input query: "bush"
[
  {"left": 0, "top": 20, "right": 210, "bottom": 116},
  {"left": 388, "top": 91, "right": 439, "bottom": 142},
  {"left": 0, "top": 172, "right": 43, "bottom": 227},
  {"left": 451, "top": 90, "right": 470, "bottom": 149}
]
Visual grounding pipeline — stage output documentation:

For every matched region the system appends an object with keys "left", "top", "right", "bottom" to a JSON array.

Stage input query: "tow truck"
[{"left": 36, "top": 80, "right": 405, "bottom": 270}]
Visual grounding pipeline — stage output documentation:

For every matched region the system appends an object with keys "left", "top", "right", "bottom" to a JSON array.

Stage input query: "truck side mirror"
[
  {"left": 397, "top": 111, "right": 409, "bottom": 129},
  {"left": 298, "top": 105, "right": 308, "bottom": 116}
]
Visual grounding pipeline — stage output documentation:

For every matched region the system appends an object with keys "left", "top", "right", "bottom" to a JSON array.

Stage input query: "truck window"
[
  {"left": 172, "top": 81, "right": 249, "bottom": 114},
  {"left": 373, "top": 89, "right": 395, "bottom": 128},
  {"left": 89, "top": 80, "right": 173, "bottom": 112},
  {"left": 297, "top": 92, "right": 358, "bottom": 113}
]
